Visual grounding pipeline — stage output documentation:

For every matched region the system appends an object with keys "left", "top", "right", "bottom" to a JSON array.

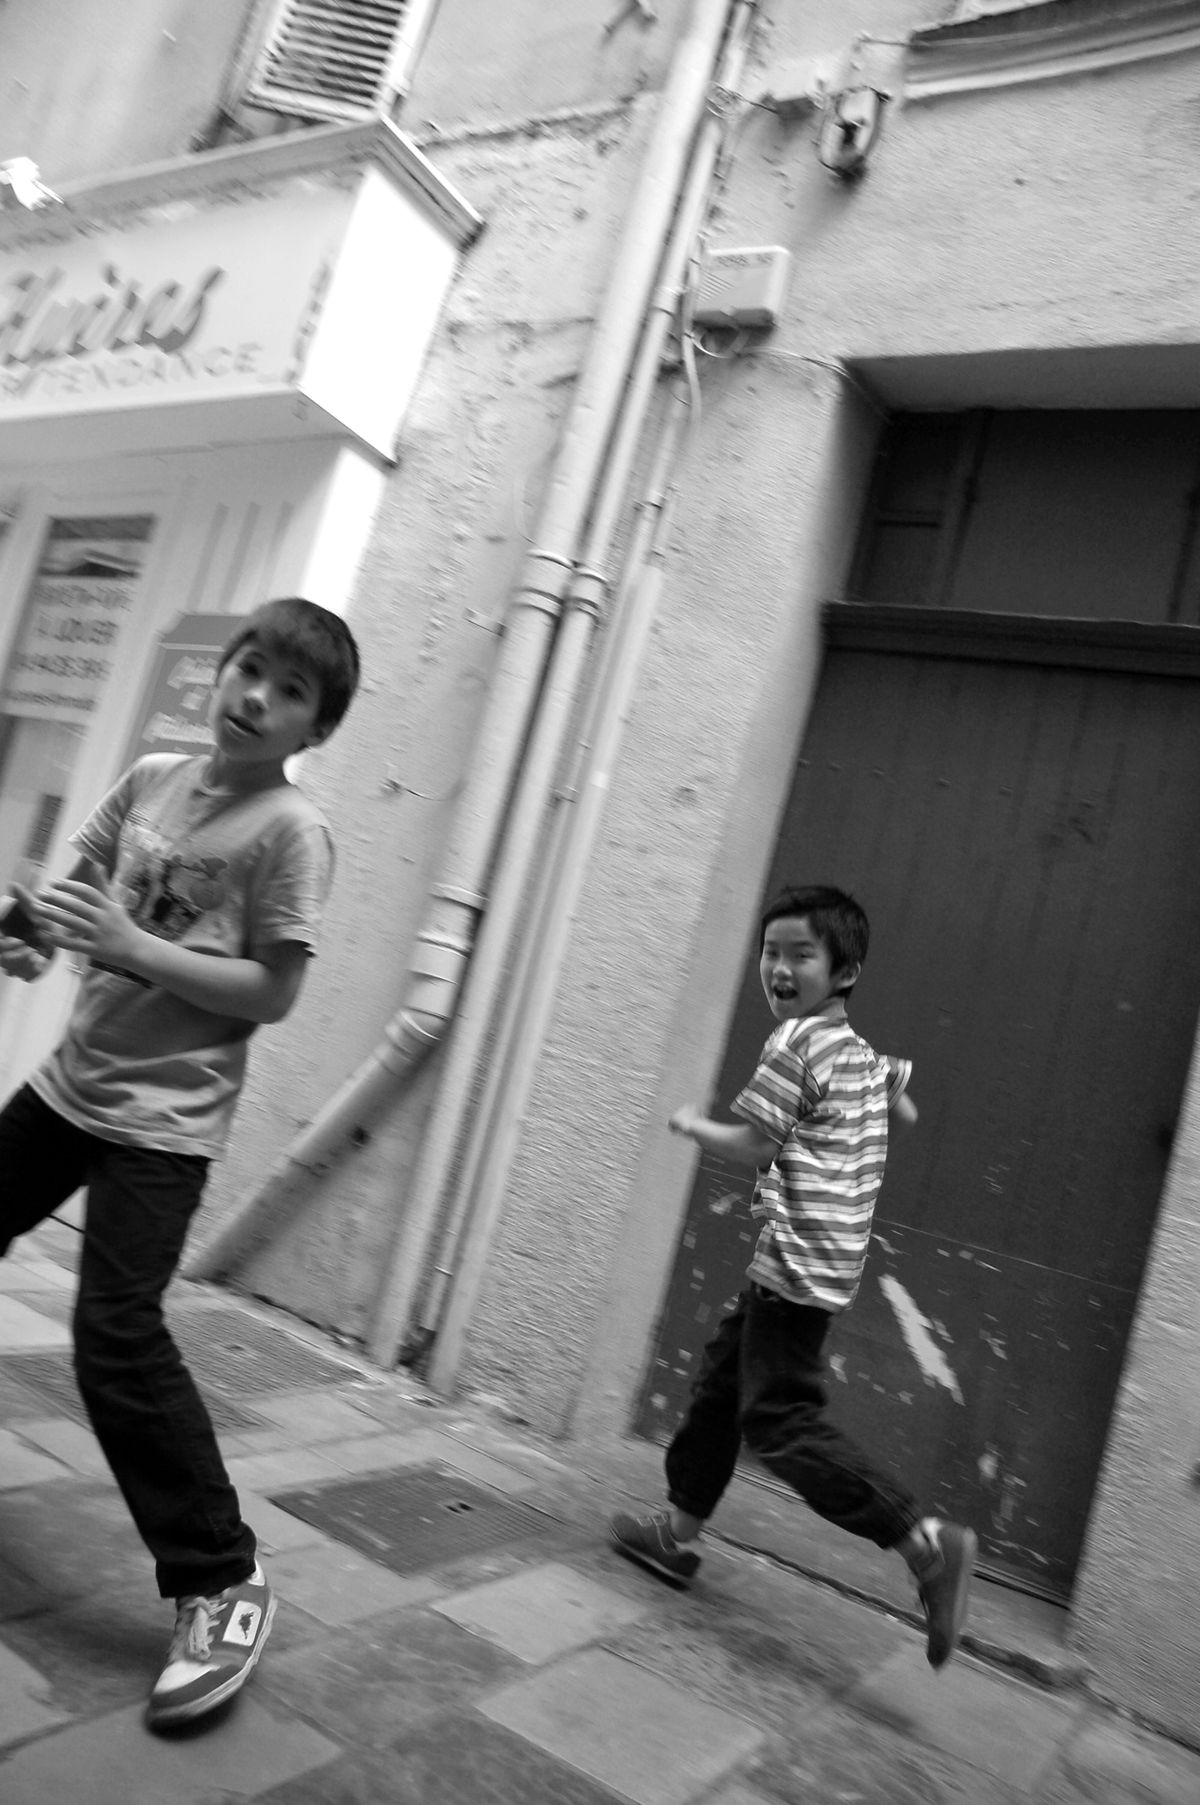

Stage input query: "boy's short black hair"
[
  {"left": 219, "top": 598, "right": 360, "bottom": 733},
  {"left": 759, "top": 884, "right": 870, "bottom": 982}
]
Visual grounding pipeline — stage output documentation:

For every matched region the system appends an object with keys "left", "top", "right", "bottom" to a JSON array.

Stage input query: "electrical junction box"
[{"left": 691, "top": 246, "right": 791, "bottom": 331}]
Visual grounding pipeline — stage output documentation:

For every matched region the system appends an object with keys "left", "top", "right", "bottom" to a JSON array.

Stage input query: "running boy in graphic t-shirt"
[{"left": 0, "top": 596, "right": 359, "bottom": 1728}]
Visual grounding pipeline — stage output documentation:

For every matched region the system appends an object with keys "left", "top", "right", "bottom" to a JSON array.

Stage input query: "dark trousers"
[
  {"left": 666, "top": 1283, "right": 919, "bottom": 1550},
  {"left": 0, "top": 1084, "right": 255, "bottom": 1598}
]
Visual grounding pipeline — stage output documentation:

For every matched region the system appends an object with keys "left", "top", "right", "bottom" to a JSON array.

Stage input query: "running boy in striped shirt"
[{"left": 611, "top": 884, "right": 976, "bottom": 1669}]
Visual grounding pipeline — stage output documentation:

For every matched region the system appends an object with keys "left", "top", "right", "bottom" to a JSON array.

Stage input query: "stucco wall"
[
  {"left": 457, "top": 1, "right": 1200, "bottom": 1408},
  {"left": 397, "top": 0, "right": 1200, "bottom": 1739},
  {"left": 0, "top": 0, "right": 249, "bottom": 184},
  {"left": 208, "top": 98, "right": 663, "bottom": 1332},
  {"left": 405, "top": 0, "right": 694, "bottom": 134},
  {"left": 460, "top": 368, "right": 881, "bottom": 1431},
  {"left": 1068, "top": 1030, "right": 1200, "bottom": 1745}
]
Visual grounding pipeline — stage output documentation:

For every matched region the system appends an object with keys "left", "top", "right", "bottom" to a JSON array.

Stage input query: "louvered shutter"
[{"left": 247, "top": 0, "right": 423, "bottom": 119}]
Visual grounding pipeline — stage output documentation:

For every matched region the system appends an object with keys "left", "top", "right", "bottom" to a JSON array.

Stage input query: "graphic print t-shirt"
[{"left": 31, "top": 754, "right": 334, "bottom": 1157}]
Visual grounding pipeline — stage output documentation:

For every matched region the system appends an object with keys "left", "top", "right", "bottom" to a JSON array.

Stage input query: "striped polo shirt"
[{"left": 732, "top": 999, "right": 911, "bottom": 1312}]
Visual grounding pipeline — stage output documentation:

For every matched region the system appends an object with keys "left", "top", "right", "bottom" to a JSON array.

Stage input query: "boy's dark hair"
[
  {"left": 759, "top": 884, "right": 870, "bottom": 988},
  {"left": 219, "top": 598, "right": 360, "bottom": 733}
]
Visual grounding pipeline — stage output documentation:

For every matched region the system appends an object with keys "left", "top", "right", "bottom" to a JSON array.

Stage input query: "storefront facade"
[{"left": 0, "top": 119, "right": 478, "bottom": 1088}]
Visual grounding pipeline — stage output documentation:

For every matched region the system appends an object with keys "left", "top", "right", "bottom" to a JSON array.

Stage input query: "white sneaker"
[{"left": 147, "top": 1562, "right": 276, "bottom": 1728}]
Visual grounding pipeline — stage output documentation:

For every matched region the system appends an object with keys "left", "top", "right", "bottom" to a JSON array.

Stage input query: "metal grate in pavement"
[
  {"left": 0, "top": 1304, "right": 359, "bottom": 1433},
  {"left": 168, "top": 1307, "right": 364, "bottom": 1397},
  {"left": 270, "top": 1463, "right": 558, "bottom": 1574},
  {"left": 0, "top": 1349, "right": 262, "bottom": 1434}
]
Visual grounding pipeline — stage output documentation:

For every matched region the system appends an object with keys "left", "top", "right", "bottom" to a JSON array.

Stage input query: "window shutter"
[{"left": 247, "top": 0, "right": 423, "bottom": 120}]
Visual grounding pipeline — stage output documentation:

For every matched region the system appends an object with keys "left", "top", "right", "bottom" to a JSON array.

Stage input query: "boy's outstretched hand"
[
  {"left": 0, "top": 882, "right": 54, "bottom": 981},
  {"left": 37, "top": 875, "right": 140, "bottom": 969},
  {"left": 668, "top": 1103, "right": 703, "bottom": 1138}
]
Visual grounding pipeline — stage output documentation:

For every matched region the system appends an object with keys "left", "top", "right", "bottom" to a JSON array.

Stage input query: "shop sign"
[
  {"left": 0, "top": 515, "right": 156, "bottom": 722},
  {"left": 121, "top": 612, "right": 233, "bottom": 767},
  {"left": 0, "top": 183, "right": 351, "bottom": 422}
]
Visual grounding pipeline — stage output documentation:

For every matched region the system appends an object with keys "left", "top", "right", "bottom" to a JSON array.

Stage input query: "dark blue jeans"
[
  {"left": 665, "top": 1283, "right": 919, "bottom": 1549},
  {"left": 0, "top": 1084, "right": 256, "bottom": 1597}
]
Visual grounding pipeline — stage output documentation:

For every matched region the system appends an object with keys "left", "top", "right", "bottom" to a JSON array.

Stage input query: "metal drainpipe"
[
  {"left": 187, "top": 0, "right": 742, "bottom": 1287},
  {"left": 425, "top": 398, "right": 690, "bottom": 1399},
  {"left": 367, "top": 274, "right": 686, "bottom": 1368},
  {"left": 373, "top": 0, "right": 759, "bottom": 1382}
]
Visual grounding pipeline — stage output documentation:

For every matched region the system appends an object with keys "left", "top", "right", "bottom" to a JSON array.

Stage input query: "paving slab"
[
  {"left": 225, "top": 1446, "right": 350, "bottom": 1494},
  {"left": 433, "top": 1559, "right": 650, "bottom": 1663},
  {"left": 0, "top": 1367, "right": 54, "bottom": 1425},
  {"left": 0, "top": 1430, "right": 72, "bottom": 1489},
  {"left": 240, "top": 1490, "right": 333, "bottom": 1555},
  {"left": 249, "top": 1389, "right": 385, "bottom": 1442},
  {"left": 603, "top": 1548, "right": 917, "bottom": 1733},
  {"left": 479, "top": 1644, "right": 765, "bottom": 1805},
  {"left": 266, "top": 1537, "right": 443, "bottom": 1626},
  {"left": 1038, "top": 1710, "right": 1200, "bottom": 1805},
  {"left": 0, "top": 1550, "right": 57, "bottom": 1624},
  {"left": 0, "top": 1639, "right": 72, "bottom": 1749},
  {"left": 847, "top": 1642, "right": 1086, "bottom": 1791},
  {"left": 736, "top": 1706, "right": 1024, "bottom": 1805},
  {"left": 13, "top": 1417, "right": 111, "bottom": 1478},
  {"left": 0, "top": 1299, "right": 71, "bottom": 1351},
  {"left": 250, "top": 1710, "right": 628, "bottom": 1805},
  {"left": 0, "top": 1261, "right": 75, "bottom": 1293},
  {"left": 0, "top": 1697, "right": 339, "bottom": 1805},
  {"left": 416, "top": 1433, "right": 540, "bottom": 1497},
  {"left": 259, "top": 1603, "right": 521, "bottom": 1750},
  {"left": 314, "top": 1431, "right": 454, "bottom": 1476},
  {"left": 0, "top": 1587, "right": 163, "bottom": 1716},
  {"left": 0, "top": 1478, "right": 150, "bottom": 1599}
]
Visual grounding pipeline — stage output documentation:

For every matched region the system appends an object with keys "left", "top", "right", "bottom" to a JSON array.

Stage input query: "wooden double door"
[{"left": 640, "top": 617, "right": 1200, "bottom": 1598}]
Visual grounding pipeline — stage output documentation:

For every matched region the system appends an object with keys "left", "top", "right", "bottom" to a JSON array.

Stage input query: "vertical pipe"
[
  {"left": 366, "top": 0, "right": 752, "bottom": 1366},
  {"left": 189, "top": 0, "right": 741, "bottom": 1286},
  {"left": 392, "top": 1, "right": 759, "bottom": 1387}
]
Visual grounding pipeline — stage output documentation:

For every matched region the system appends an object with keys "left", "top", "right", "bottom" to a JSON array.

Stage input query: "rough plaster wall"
[
  {"left": 0, "top": 0, "right": 247, "bottom": 184},
  {"left": 457, "top": 368, "right": 880, "bottom": 1430},
  {"left": 1067, "top": 1031, "right": 1200, "bottom": 1746},
  {"left": 731, "top": 52, "right": 1200, "bottom": 370},
  {"left": 205, "top": 103, "right": 659, "bottom": 1335},
  {"left": 453, "top": 6, "right": 1200, "bottom": 1371},
  {"left": 406, "top": 0, "right": 693, "bottom": 134},
  {"left": 430, "top": 1, "right": 1200, "bottom": 1736}
]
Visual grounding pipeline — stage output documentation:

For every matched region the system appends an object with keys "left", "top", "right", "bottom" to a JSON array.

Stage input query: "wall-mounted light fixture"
[
  {"left": 816, "top": 86, "right": 890, "bottom": 181},
  {"left": 759, "top": 36, "right": 897, "bottom": 183},
  {"left": 0, "top": 159, "right": 62, "bottom": 212}
]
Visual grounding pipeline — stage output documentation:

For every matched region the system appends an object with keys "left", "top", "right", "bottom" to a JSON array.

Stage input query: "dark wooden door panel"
[{"left": 640, "top": 647, "right": 1200, "bottom": 1598}]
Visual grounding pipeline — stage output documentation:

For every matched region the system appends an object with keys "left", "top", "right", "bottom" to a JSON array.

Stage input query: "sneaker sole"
[
  {"left": 146, "top": 1592, "right": 277, "bottom": 1729},
  {"left": 929, "top": 1529, "right": 977, "bottom": 1670},
  {"left": 609, "top": 1526, "right": 699, "bottom": 1589}
]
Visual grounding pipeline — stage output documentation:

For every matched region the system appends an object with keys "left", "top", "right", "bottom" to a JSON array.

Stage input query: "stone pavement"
[{"left": 2, "top": 1220, "right": 1199, "bottom": 1805}]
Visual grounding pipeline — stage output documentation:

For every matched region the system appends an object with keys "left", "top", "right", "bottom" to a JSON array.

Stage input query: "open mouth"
[{"left": 225, "top": 715, "right": 259, "bottom": 739}]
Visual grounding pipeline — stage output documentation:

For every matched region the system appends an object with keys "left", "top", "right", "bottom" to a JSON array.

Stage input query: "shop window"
[
  {"left": 849, "top": 410, "right": 1200, "bottom": 623},
  {"left": 242, "top": 0, "right": 438, "bottom": 122},
  {"left": 0, "top": 514, "right": 157, "bottom": 891}
]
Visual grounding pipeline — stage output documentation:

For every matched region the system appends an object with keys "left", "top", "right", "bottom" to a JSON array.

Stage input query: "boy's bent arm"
[
  {"left": 669, "top": 1104, "right": 780, "bottom": 1169},
  {"left": 891, "top": 1091, "right": 919, "bottom": 1129},
  {"left": 36, "top": 872, "right": 310, "bottom": 1023},
  {"left": 126, "top": 935, "right": 310, "bottom": 1023}
]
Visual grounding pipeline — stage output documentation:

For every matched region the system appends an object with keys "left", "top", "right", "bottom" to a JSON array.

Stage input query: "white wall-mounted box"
[{"left": 692, "top": 245, "right": 791, "bottom": 330}]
